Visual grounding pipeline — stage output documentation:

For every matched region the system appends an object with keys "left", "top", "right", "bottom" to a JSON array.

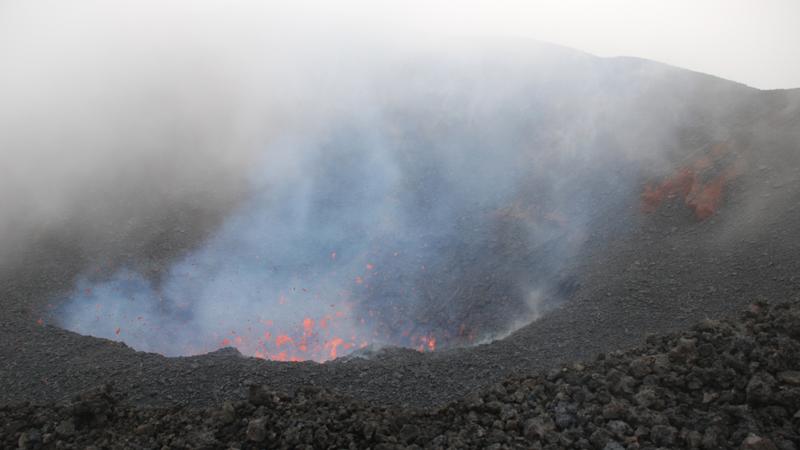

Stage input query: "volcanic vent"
[
  {"left": 55, "top": 112, "right": 604, "bottom": 362},
  {"left": 41, "top": 43, "right": 667, "bottom": 361},
  {"left": 37, "top": 41, "right": 790, "bottom": 366}
]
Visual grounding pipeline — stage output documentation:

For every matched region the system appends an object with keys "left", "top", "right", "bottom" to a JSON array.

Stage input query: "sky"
[
  {"left": 318, "top": 0, "right": 800, "bottom": 90},
  {"left": 1, "top": 0, "right": 798, "bottom": 89}
]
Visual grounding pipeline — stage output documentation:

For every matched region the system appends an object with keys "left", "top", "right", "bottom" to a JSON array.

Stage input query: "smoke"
[
  {"left": 3, "top": 1, "right": 776, "bottom": 361},
  {"left": 0, "top": 0, "right": 383, "bottom": 269},
  {"left": 49, "top": 44, "right": 648, "bottom": 360}
]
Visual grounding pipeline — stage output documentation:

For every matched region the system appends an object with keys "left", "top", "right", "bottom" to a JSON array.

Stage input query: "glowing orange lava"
[
  {"left": 96, "top": 256, "right": 457, "bottom": 363},
  {"left": 641, "top": 142, "right": 740, "bottom": 220},
  {"left": 303, "top": 318, "right": 314, "bottom": 336},
  {"left": 326, "top": 337, "right": 344, "bottom": 359},
  {"left": 275, "top": 335, "right": 293, "bottom": 347}
]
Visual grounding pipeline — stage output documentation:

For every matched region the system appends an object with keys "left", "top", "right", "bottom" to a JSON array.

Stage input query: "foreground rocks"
[{"left": 3, "top": 301, "right": 800, "bottom": 449}]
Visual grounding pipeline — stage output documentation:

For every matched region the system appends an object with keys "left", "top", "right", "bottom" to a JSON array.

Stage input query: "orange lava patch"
[{"left": 641, "top": 142, "right": 741, "bottom": 220}]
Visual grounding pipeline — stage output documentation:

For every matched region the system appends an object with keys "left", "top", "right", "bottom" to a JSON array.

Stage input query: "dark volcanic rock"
[
  {"left": 742, "top": 434, "right": 779, "bottom": 450},
  {"left": 2, "top": 302, "right": 800, "bottom": 449},
  {"left": 747, "top": 372, "right": 777, "bottom": 405}
]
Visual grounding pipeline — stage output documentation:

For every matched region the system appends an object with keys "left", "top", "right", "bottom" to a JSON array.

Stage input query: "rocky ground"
[{"left": 4, "top": 301, "right": 800, "bottom": 449}]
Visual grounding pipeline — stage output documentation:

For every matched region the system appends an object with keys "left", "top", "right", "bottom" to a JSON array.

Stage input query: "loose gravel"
[{"left": 4, "top": 302, "right": 800, "bottom": 449}]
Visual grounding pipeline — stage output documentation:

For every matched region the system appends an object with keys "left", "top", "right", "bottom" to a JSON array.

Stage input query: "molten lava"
[
  {"left": 641, "top": 142, "right": 741, "bottom": 220},
  {"left": 275, "top": 335, "right": 293, "bottom": 347}
]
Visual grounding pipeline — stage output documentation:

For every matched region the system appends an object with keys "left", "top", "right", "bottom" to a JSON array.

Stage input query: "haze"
[
  {"left": 3, "top": 1, "right": 797, "bottom": 89},
  {"left": 338, "top": 0, "right": 800, "bottom": 90}
]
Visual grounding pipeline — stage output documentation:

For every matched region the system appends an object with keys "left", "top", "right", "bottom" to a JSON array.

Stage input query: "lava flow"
[{"left": 641, "top": 142, "right": 742, "bottom": 220}]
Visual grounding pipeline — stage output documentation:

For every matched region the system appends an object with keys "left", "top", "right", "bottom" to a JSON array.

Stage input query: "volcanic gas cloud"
[
  {"left": 58, "top": 103, "right": 609, "bottom": 361},
  {"left": 6, "top": 6, "right": 733, "bottom": 361},
  {"left": 55, "top": 45, "right": 673, "bottom": 361}
]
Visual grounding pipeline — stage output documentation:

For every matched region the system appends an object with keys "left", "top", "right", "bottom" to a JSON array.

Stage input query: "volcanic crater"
[{"left": 2, "top": 41, "right": 800, "bottom": 449}]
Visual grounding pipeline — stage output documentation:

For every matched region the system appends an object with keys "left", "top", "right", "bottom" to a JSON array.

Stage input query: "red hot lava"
[{"left": 641, "top": 142, "right": 742, "bottom": 220}]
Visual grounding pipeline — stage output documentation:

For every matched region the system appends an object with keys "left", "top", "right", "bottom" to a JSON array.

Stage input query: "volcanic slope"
[
  {"left": 4, "top": 302, "right": 800, "bottom": 449},
  {"left": 1, "top": 44, "right": 800, "bottom": 410}
]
